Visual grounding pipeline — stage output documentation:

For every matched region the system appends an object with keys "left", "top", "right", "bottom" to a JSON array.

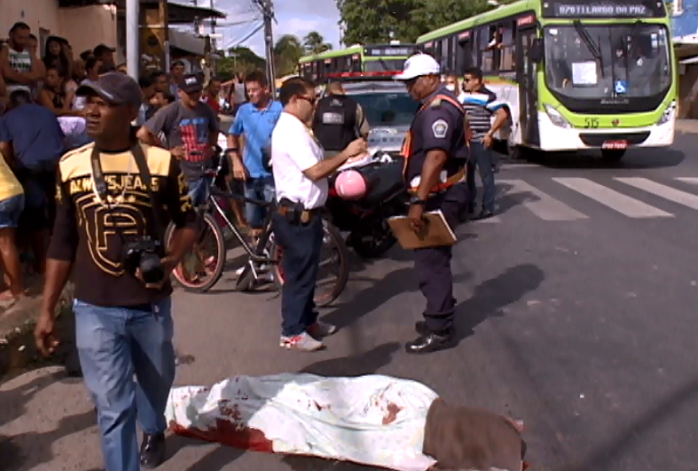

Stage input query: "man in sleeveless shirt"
[
  {"left": 312, "top": 81, "right": 369, "bottom": 157},
  {"left": 0, "top": 22, "right": 43, "bottom": 95}
]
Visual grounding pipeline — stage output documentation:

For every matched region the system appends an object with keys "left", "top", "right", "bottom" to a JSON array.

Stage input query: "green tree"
[
  {"left": 337, "top": 0, "right": 499, "bottom": 44},
  {"left": 274, "top": 34, "right": 304, "bottom": 77},
  {"left": 216, "top": 46, "right": 265, "bottom": 81},
  {"left": 303, "top": 31, "right": 333, "bottom": 54}
]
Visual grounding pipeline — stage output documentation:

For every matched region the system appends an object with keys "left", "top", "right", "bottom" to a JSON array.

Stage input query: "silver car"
[{"left": 341, "top": 80, "right": 418, "bottom": 155}]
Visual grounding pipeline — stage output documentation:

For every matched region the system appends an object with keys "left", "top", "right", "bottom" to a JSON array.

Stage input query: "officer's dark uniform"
[
  {"left": 312, "top": 93, "right": 360, "bottom": 153},
  {"left": 403, "top": 85, "right": 468, "bottom": 353}
]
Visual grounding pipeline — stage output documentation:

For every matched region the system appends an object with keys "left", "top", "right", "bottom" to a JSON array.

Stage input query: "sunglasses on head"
[{"left": 296, "top": 95, "right": 316, "bottom": 106}]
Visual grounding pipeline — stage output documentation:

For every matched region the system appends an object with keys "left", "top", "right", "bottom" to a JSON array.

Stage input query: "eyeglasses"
[{"left": 297, "top": 95, "right": 316, "bottom": 106}]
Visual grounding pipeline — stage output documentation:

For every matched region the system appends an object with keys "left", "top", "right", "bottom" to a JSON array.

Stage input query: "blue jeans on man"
[
  {"left": 467, "top": 140, "right": 496, "bottom": 216},
  {"left": 74, "top": 297, "right": 175, "bottom": 471},
  {"left": 187, "top": 175, "right": 213, "bottom": 207},
  {"left": 244, "top": 176, "right": 275, "bottom": 228}
]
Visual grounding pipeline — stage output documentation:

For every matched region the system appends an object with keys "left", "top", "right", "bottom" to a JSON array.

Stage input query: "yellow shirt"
[{"left": 0, "top": 157, "right": 23, "bottom": 201}]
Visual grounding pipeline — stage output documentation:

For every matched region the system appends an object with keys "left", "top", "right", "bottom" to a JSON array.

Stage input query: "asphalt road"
[{"left": 2, "top": 133, "right": 698, "bottom": 471}]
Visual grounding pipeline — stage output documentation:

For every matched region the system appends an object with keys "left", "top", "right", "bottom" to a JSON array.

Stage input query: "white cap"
[{"left": 394, "top": 54, "right": 441, "bottom": 80}]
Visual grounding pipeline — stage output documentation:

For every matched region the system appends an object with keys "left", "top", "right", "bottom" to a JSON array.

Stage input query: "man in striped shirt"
[{"left": 460, "top": 67, "right": 508, "bottom": 220}]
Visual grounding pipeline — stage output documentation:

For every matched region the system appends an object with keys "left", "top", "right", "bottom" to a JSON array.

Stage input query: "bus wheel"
[{"left": 601, "top": 149, "right": 626, "bottom": 162}]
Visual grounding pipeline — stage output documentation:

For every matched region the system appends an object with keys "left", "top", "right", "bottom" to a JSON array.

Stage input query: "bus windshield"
[
  {"left": 544, "top": 23, "right": 671, "bottom": 101},
  {"left": 351, "top": 92, "right": 417, "bottom": 127},
  {"left": 364, "top": 59, "right": 406, "bottom": 72}
]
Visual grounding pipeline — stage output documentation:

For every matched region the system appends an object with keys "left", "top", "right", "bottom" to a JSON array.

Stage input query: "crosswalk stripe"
[
  {"left": 552, "top": 177, "right": 673, "bottom": 218},
  {"left": 615, "top": 177, "right": 698, "bottom": 211},
  {"left": 674, "top": 177, "right": 698, "bottom": 186},
  {"left": 498, "top": 179, "right": 587, "bottom": 221}
]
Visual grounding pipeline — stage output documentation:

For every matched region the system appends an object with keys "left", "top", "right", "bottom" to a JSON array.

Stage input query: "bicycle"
[{"left": 163, "top": 157, "right": 350, "bottom": 307}]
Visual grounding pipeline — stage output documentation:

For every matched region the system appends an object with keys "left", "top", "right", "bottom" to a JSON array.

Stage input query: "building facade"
[{"left": 0, "top": 0, "right": 117, "bottom": 58}]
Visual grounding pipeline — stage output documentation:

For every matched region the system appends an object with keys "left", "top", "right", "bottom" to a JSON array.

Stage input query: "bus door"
[{"left": 516, "top": 22, "right": 540, "bottom": 146}]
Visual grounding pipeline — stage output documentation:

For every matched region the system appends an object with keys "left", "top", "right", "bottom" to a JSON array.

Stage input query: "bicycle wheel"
[
  {"left": 165, "top": 212, "right": 226, "bottom": 293},
  {"left": 270, "top": 219, "right": 350, "bottom": 307}
]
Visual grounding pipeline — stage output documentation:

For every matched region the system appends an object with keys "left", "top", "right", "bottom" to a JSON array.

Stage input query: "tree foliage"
[
  {"left": 337, "top": 0, "right": 512, "bottom": 45},
  {"left": 274, "top": 34, "right": 305, "bottom": 77},
  {"left": 216, "top": 46, "right": 265, "bottom": 81},
  {"left": 303, "top": 31, "right": 333, "bottom": 55}
]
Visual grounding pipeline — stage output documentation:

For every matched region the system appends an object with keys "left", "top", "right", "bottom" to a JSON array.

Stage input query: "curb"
[
  {"left": 0, "top": 283, "right": 77, "bottom": 379},
  {"left": 676, "top": 120, "right": 698, "bottom": 134}
]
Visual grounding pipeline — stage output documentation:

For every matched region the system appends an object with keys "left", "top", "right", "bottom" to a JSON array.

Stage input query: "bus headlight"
[
  {"left": 657, "top": 101, "right": 676, "bottom": 125},
  {"left": 544, "top": 104, "right": 572, "bottom": 128}
]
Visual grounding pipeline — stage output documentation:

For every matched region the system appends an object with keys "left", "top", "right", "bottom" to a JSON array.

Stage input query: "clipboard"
[{"left": 387, "top": 210, "right": 457, "bottom": 250}]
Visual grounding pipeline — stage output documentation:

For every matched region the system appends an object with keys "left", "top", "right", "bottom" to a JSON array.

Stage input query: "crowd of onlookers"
[{"left": 0, "top": 20, "right": 244, "bottom": 309}]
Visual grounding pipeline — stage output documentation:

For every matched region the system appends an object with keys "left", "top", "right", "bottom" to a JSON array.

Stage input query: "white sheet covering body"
[{"left": 166, "top": 373, "right": 439, "bottom": 471}]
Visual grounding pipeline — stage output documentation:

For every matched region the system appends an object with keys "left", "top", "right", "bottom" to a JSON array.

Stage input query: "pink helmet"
[{"left": 334, "top": 169, "right": 367, "bottom": 200}]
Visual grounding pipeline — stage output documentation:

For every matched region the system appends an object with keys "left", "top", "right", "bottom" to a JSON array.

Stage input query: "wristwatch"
[{"left": 410, "top": 195, "right": 427, "bottom": 206}]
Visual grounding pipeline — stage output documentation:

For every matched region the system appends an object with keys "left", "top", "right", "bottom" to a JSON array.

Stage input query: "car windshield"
[
  {"left": 350, "top": 92, "right": 417, "bottom": 127},
  {"left": 544, "top": 23, "right": 671, "bottom": 99},
  {"left": 364, "top": 59, "right": 405, "bottom": 72}
]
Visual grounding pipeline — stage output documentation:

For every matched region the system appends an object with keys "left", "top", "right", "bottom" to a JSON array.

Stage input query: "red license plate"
[{"left": 602, "top": 140, "right": 628, "bottom": 149}]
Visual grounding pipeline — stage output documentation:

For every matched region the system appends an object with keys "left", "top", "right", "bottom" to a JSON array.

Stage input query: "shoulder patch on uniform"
[{"left": 432, "top": 119, "right": 448, "bottom": 138}]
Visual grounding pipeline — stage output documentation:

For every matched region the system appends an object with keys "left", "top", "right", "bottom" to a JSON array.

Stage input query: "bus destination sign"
[
  {"left": 542, "top": 0, "right": 665, "bottom": 18},
  {"left": 366, "top": 46, "right": 415, "bottom": 57}
]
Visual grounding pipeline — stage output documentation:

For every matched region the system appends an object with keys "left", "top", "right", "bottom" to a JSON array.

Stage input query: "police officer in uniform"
[
  {"left": 395, "top": 54, "right": 468, "bottom": 354},
  {"left": 312, "top": 81, "right": 369, "bottom": 157}
]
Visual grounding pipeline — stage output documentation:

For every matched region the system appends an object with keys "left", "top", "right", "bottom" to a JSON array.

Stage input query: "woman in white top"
[{"left": 270, "top": 77, "right": 366, "bottom": 352}]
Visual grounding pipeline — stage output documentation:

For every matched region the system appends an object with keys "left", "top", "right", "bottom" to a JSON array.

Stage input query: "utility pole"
[
  {"left": 126, "top": 0, "right": 139, "bottom": 80},
  {"left": 254, "top": 0, "right": 276, "bottom": 98}
]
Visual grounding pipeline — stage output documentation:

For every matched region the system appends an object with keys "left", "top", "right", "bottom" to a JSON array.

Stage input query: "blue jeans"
[
  {"left": 467, "top": 141, "right": 496, "bottom": 213},
  {"left": 272, "top": 213, "right": 323, "bottom": 337},
  {"left": 0, "top": 194, "right": 25, "bottom": 228},
  {"left": 74, "top": 297, "right": 176, "bottom": 471},
  {"left": 187, "top": 175, "right": 212, "bottom": 207},
  {"left": 244, "top": 176, "right": 275, "bottom": 229}
]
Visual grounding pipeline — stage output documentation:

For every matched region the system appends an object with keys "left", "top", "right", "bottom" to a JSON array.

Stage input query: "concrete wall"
[{"left": 0, "top": 1, "right": 117, "bottom": 57}]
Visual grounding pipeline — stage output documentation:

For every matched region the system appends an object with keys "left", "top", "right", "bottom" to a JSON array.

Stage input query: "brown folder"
[{"left": 387, "top": 210, "right": 457, "bottom": 250}]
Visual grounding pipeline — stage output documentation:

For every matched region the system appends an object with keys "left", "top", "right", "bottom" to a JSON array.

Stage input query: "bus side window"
[
  {"left": 471, "top": 29, "right": 480, "bottom": 69},
  {"left": 442, "top": 36, "right": 452, "bottom": 73},
  {"left": 482, "top": 26, "right": 496, "bottom": 73},
  {"left": 500, "top": 21, "right": 516, "bottom": 70}
]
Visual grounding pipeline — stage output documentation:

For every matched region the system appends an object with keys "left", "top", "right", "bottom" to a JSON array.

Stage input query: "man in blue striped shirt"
[{"left": 460, "top": 67, "right": 508, "bottom": 220}]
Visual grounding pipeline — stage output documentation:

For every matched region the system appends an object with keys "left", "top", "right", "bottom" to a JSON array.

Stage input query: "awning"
[{"left": 169, "top": 29, "right": 206, "bottom": 56}]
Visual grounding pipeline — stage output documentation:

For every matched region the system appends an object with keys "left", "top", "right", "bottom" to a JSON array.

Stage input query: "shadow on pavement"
[
  {"left": 562, "top": 375, "right": 698, "bottom": 471},
  {"left": 0, "top": 409, "right": 96, "bottom": 470},
  {"left": 0, "top": 370, "right": 66, "bottom": 428},
  {"left": 455, "top": 264, "right": 545, "bottom": 345},
  {"left": 168, "top": 343, "right": 400, "bottom": 471},
  {"left": 530, "top": 147, "right": 684, "bottom": 170}
]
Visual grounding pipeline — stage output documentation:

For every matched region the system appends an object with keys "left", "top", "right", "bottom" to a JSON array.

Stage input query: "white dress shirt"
[{"left": 271, "top": 112, "right": 328, "bottom": 209}]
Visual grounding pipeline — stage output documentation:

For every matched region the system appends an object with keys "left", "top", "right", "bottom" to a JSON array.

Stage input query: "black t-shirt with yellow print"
[{"left": 48, "top": 142, "right": 197, "bottom": 307}]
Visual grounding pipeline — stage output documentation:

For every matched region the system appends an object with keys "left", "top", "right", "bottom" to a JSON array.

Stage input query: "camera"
[{"left": 123, "top": 237, "right": 165, "bottom": 284}]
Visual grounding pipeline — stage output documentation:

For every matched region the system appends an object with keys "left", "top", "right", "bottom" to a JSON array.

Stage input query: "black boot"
[{"left": 140, "top": 432, "right": 166, "bottom": 469}]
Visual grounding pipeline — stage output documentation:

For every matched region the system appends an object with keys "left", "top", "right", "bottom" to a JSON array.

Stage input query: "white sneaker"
[{"left": 279, "top": 332, "right": 324, "bottom": 351}]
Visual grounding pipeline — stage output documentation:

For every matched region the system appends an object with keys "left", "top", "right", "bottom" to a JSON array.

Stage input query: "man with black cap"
[
  {"left": 394, "top": 53, "right": 469, "bottom": 354},
  {"left": 138, "top": 73, "right": 219, "bottom": 207},
  {"left": 34, "top": 72, "right": 198, "bottom": 471}
]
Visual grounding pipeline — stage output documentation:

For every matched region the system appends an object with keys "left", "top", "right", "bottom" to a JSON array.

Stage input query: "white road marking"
[
  {"left": 498, "top": 179, "right": 587, "bottom": 221},
  {"left": 615, "top": 177, "right": 698, "bottom": 211},
  {"left": 674, "top": 177, "right": 698, "bottom": 186},
  {"left": 552, "top": 177, "right": 673, "bottom": 218}
]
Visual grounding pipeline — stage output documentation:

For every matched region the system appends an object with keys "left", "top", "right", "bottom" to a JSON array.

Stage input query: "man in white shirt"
[{"left": 271, "top": 77, "right": 366, "bottom": 351}]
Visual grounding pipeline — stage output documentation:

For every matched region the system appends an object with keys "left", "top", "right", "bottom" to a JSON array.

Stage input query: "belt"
[
  {"left": 277, "top": 204, "right": 320, "bottom": 224},
  {"left": 408, "top": 167, "right": 467, "bottom": 194}
]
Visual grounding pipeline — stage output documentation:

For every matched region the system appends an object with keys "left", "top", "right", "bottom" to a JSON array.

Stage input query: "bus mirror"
[{"left": 530, "top": 38, "right": 543, "bottom": 62}]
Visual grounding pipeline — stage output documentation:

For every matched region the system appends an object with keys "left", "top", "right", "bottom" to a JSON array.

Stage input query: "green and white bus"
[
  {"left": 416, "top": 0, "right": 676, "bottom": 161},
  {"left": 298, "top": 43, "right": 420, "bottom": 82}
]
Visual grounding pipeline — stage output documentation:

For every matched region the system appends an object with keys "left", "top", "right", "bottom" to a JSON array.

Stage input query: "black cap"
[
  {"left": 179, "top": 74, "right": 202, "bottom": 94},
  {"left": 76, "top": 72, "right": 143, "bottom": 108},
  {"left": 93, "top": 44, "right": 116, "bottom": 57}
]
